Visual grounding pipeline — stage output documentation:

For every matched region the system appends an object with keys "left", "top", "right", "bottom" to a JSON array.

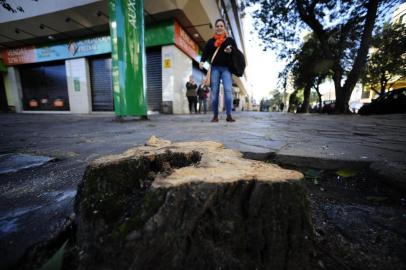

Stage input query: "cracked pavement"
[{"left": 0, "top": 112, "right": 405, "bottom": 269}]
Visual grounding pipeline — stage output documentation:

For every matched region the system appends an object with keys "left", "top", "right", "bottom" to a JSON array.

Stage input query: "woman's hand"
[{"left": 199, "top": 62, "right": 204, "bottom": 69}]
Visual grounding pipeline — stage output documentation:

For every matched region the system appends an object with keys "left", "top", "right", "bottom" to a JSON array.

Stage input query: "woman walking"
[{"left": 199, "top": 18, "right": 236, "bottom": 122}]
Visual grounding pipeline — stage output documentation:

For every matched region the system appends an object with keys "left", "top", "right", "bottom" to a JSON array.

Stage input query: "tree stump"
[{"left": 74, "top": 137, "right": 314, "bottom": 270}]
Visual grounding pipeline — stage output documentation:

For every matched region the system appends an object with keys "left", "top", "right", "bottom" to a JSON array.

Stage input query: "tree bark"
[
  {"left": 74, "top": 137, "right": 314, "bottom": 270},
  {"left": 315, "top": 77, "right": 323, "bottom": 111},
  {"left": 337, "top": 0, "right": 379, "bottom": 113},
  {"left": 298, "top": 83, "right": 311, "bottom": 113},
  {"left": 380, "top": 74, "right": 388, "bottom": 95}
]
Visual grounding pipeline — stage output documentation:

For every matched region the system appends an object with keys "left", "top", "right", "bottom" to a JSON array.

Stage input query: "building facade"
[{"left": 0, "top": 0, "right": 250, "bottom": 114}]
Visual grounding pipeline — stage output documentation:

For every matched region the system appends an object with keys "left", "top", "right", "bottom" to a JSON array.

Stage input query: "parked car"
[
  {"left": 321, "top": 100, "right": 335, "bottom": 114},
  {"left": 358, "top": 88, "right": 406, "bottom": 115}
]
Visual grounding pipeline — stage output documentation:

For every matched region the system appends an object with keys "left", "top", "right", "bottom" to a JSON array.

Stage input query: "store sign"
[
  {"left": 1, "top": 36, "right": 111, "bottom": 65},
  {"left": 174, "top": 21, "right": 199, "bottom": 61}
]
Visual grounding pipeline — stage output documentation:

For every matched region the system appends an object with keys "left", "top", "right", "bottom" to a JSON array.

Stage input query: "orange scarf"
[{"left": 213, "top": 33, "right": 227, "bottom": 47}]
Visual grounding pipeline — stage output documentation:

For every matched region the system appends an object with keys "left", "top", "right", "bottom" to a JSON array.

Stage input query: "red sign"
[
  {"left": 174, "top": 21, "right": 199, "bottom": 61},
  {"left": 1, "top": 46, "right": 36, "bottom": 65}
]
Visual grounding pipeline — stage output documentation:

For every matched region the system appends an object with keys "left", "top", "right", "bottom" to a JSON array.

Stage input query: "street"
[{"left": 1, "top": 111, "right": 406, "bottom": 268}]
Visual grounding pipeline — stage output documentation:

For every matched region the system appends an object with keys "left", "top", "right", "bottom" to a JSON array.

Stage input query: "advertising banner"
[
  {"left": 109, "top": 0, "right": 147, "bottom": 117},
  {"left": 1, "top": 37, "right": 111, "bottom": 65}
]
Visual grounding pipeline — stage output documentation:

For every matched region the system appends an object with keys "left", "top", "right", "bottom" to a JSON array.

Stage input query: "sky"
[{"left": 241, "top": 10, "right": 286, "bottom": 102}]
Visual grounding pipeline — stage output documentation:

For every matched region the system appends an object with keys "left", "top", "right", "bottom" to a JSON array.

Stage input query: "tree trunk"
[
  {"left": 288, "top": 92, "right": 297, "bottom": 112},
  {"left": 336, "top": 0, "right": 379, "bottom": 113},
  {"left": 74, "top": 137, "right": 314, "bottom": 270},
  {"left": 298, "top": 83, "right": 311, "bottom": 113},
  {"left": 380, "top": 72, "right": 388, "bottom": 95},
  {"left": 315, "top": 89, "right": 322, "bottom": 112}
]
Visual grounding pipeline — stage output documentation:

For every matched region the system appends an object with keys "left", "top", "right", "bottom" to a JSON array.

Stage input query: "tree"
[
  {"left": 0, "top": 0, "right": 37, "bottom": 13},
  {"left": 290, "top": 34, "right": 331, "bottom": 113},
  {"left": 245, "top": 0, "right": 402, "bottom": 113},
  {"left": 268, "top": 89, "right": 283, "bottom": 111},
  {"left": 278, "top": 33, "right": 330, "bottom": 113},
  {"left": 364, "top": 23, "right": 406, "bottom": 95}
]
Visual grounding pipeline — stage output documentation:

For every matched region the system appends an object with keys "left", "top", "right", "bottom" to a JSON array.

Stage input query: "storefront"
[
  {"left": 89, "top": 55, "right": 113, "bottom": 111},
  {"left": 0, "top": 20, "right": 204, "bottom": 114},
  {"left": 20, "top": 61, "right": 69, "bottom": 111}
]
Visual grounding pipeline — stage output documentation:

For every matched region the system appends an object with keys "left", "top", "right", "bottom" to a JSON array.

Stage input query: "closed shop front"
[
  {"left": 19, "top": 61, "right": 69, "bottom": 111},
  {"left": 1, "top": 21, "right": 208, "bottom": 115},
  {"left": 146, "top": 47, "right": 162, "bottom": 112},
  {"left": 89, "top": 55, "right": 113, "bottom": 111},
  {"left": 88, "top": 50, "right": 163, "bottom": 112}
]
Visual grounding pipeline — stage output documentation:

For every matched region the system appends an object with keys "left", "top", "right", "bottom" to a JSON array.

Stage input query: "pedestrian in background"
[
  {"left": 199, "top": 18, "right": 236, "bottom": 122},
  {"left": 185, "top": 75, "right": 198, "bottom": 114},
  {"left": 197, "top": 78, "right": 210, "bottom": 114}
]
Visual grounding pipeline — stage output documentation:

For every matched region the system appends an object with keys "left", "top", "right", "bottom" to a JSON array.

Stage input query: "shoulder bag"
[
  {"left": 229, "top": 47, "right": 246, "bottom": 77},
  {"left": 203, "top": 46, "right": 221, "bottom": 86}
]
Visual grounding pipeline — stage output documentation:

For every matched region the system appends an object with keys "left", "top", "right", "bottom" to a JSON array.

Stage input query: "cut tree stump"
[{"left": 74, "top": 136, "right": 314, "bottom": 270}]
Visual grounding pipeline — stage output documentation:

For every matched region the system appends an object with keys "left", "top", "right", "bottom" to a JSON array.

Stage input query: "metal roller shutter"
[
  {"left": 146, "top": 48, "right": 162, "bottom": 112},
  {"left": 89, "top": 56, "right": 113, "bottom": 111},
  {"left": 19, "top": 61, "right": 69, "bottom": 111}
]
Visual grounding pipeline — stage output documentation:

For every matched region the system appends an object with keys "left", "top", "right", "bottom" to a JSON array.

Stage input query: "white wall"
[
  {"left": 3, "top": 67, "right": 23, "bottom": 112},
  {"left": 65, "top": 58, "right": 92, "bottom": 114},
  {"left": 162, "top": 45, "right": 192, "bottom": 114}
]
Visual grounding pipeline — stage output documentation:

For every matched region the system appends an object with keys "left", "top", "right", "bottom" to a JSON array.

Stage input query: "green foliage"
[
  {"left": 364, "top": 23, "right": 406, "bottom": 95},
  {"left": 290, "top": 33, "right": 331, "bottom": 112},
  {"left": 0, "top": 0, "right": 38, "bottom": 13},
  {"left": 245, "top": 0, "right": 403, "bottom": 113},
  {"left": 309, "top": 91, "right": 319, "bottom": 105},
  {"left": 336, "top": 169, "right": 358, "bottom": 178},
  {"left": 268, "top": 90, "right": 283, "bottom": 109},
  {"left": 39, "top": 240, "right": 68, "bottom": 270}
]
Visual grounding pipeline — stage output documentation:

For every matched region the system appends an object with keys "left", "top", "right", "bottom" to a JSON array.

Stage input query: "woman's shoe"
[
  {"left": 211, "top": 116, "right": 219, "bottom": 122},
  {"left": 226, "top": 115, "right": 236, "bottom": 122}
]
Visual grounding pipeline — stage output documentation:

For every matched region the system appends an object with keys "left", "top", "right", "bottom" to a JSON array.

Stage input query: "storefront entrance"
[
  {"left": 19, "top": 61, "right": 69, "bottom": 111},
  {"left": 89, "top": 55, "right": 114, "bottom": 111},
  {"left": 146, "top": 47, "right": 162, "bottom": 112}
]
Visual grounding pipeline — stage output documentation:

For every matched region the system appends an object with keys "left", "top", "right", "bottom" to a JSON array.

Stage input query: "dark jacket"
[
  {"left": 186, "top": 82, "right": 197, "bottom": 97},
  {"left": 201, "top": 37, "right": 237, "bottom": 67},
  {"left": 197, "top": 84, "right": 209, "bottom": 99}
]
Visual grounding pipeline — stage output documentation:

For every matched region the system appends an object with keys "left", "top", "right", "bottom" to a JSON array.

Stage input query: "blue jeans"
[
  {"left": 198, "top": 97, "right": 208, "bottom": 113},
  {"left": 210, "top": 66, "right": 233, "bottom": 116}
]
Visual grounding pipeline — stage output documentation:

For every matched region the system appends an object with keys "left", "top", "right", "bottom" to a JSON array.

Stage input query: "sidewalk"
[
  {"left": 1, "top": 111, "right": 406, "bottom": 268},
  {"left": 1, "top": 112, "right": 406, "bottom": 164}
]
